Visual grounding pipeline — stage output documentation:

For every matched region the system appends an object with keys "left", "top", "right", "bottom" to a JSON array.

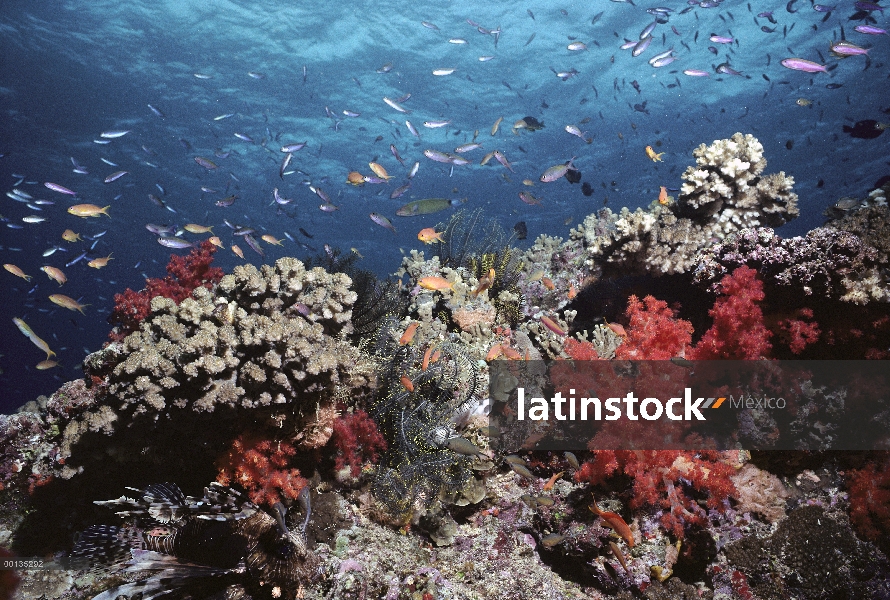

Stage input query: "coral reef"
[
  {"left": 108, "top": 240, "right": 224, "bottom": 340},
  {"left": 216, "top": 434, "right": 308, "bottom": 507},
  {"left": 570, "top": 133, "right": 798, "bottom": 277},
  {"left": 613, "top": 295, "right": 693, "bottom": 360}
]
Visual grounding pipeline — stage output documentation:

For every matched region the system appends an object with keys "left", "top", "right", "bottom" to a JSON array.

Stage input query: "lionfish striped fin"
[
  {"left": 187, "top": 482, "right": 257, "bottom": 521},
  {"left": 70, "top": 525, "right": 142, "bottom": 569}
]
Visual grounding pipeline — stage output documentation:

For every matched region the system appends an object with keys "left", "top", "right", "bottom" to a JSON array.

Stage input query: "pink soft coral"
[
  {"left": 216, "top": 434, "right": 307, "bottom": 507},
  {"left": 577, "top": 449, "right": 736, "bottom": 538},
  {"left": 615, "top": 295, "right": 693, "bottom": 360},
  {"left": 330, "top": 410, "right": 387, "bottom": 478},
  {"left": 690, "top": 266, "right": 772, "bottom": 360}
]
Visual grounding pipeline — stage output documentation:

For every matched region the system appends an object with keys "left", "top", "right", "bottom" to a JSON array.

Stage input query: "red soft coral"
[
  {"left": 846, "top": 454, "right": 890, "bottom": 543},
  {"left": 330, "top": 410, "right": 387, "bottom": 478},
  {"left": 577, "top": 449, "right": 736, "bottom": 538},
  {"left": 777, "top": 308, "right": 821, "bottom": 354},
  {"left": 216, "top": 434, "right": 307, "bottom": 507},
  {"left": 615, "top": 295, "right": 693, "bottom": 360},
  {"left": 109, "top": 240, "right": 223, "bottom": 340},
  {"left": 690, "top": 266, "right": 772, "bottom": 360}
]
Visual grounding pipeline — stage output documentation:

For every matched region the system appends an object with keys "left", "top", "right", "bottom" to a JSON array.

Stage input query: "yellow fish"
[
  {"left": 68, "top": 204, "right": 110, "bottom": 218},
  {"left": 645, "top": 145, "right": 664, "bottom": 162},
  {"left": 62, "top": 229, "right": 82, "bottom": 242},
  {"left": 261, "top": 234, "right": 283, "bottom": 246},
  {"left": 208, "top": 236, "right": 224, "bottom": 249},
  {"left": 36, "top": 360, "right": 58, "bottom": 370},
  {"left": 368, "top": 162, "right": 392, "bottom": 180},
  {"left": 4, "top": 263, "right": 31, "bottom": 281},
  {"left": 88, "top": 254, "right": 113, "bottom": 269},
  {"left": 796, "top": 98, "right": 812, "bottom": 107},
  {"left": 491, "top": 116, "right": 503, "bottom": 136},
  {"left": 232, "top": 244, "right": 244, "bottom": 259},
  {"left": 184, "top": 224, "right": 213, "bottom": 234},
  {"left": 13, "top": 317, "right": 56, "bottom": 360},
  {"left": 49, "top": 294, "right": 89, "bottom": 314},
  {"left": 42, "top": 266, "right": 67, "bottom": 285}
]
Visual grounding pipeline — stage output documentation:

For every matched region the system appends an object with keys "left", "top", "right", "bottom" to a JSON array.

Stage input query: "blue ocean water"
[{"left": 0, "top": 0, "right": 886, "bottom": 411}]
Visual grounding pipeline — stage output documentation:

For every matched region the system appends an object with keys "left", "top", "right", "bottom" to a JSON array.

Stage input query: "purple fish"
[
  {"left": 390, "top": 183, "right": 411, "bottom": 199},
  {"left": 423, "top": 149, "right": 453, "bottom": 163},
  {"left": 781, "top": 58, "right": 828, "bottom": 73},
  {"left": 854, "top": 25, "right": 887, "bottom": 35},
  {"left": 44, "top": 182, "right": 77, "bottom": 196},
  {"left": 319, "top": 202, "right": 339, "bottom": 212},
  {"left": 632, "top": 35, "right": 652, "bottom": 57},
  {"left": 242, "top": 234, "right": 263, "bottom": 256},
  {"left": 758, "top": 11, "right": 777, "bottom": 23},
  {"left": 215, "top": 195, "right": 237, "bottom": 207},
  {"left": 709, "top": 34, "right": 733, "bottom": 44},
  {"left": 370, "top": 212, "right": 396, "bottom": 233},
  {"left": 195, "top": 156, "right": 218, "bottom": 170},
  {"left": 854, "top": 1, "right": 884, "bottom": 11}
]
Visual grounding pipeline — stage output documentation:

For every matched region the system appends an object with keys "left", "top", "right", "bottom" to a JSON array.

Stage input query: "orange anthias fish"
[
  {"left": 399, "top": 322, "right": 420, "bottom": 345},
  {"left": 49, "top": 294, "right": 89, "bottom": 314},
  {"left": 41, "top": 266, "right": 67, "bottom": 285},
  {"left": 658, "top": 186, "right": 669, "bottom": 204},
  {"left": 368, "top": 162, "right": 392, "bottom": 180},
  {"left": 418, "top": 276, "right": 453, "bottom": 291},
  {"left": 61, "top": 229, "right": 82, "bottom": 242},
  {"left": 208, "top": 236, "right": 224, "bottom": 249},
  {"left": 232, "top": 244, "right": 245, "bottom": 259},
  {"left": 68, "top": 204, "right": 111, "bottom": 218},
  {"left": 4, "top": 264, "right": 32, "bottom": 281},
  {"left": 261, "top": 234, "right": 283, "bottom": 246},
  {"left": 589, "top": 495, "right": 635, "bottom": 548},
  {"left": 417, "top": 227, "right": 444, "bottom": 244},
  {"left": 88, "top": 254, "right": 114, "bottom": 269},
  {"left": 346, "top": 171, "right": 365, "bottom": 186},
  {"left": 645, "top": 145, "right": 665, "bottom": 162}
]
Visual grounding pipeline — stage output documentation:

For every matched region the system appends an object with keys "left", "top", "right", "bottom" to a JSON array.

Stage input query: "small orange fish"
[
  {"left": 400, "top": 375, "right": 415, "bottom": 392},
  {"left": 68, "top": 204, "right": 111, "bottom": 218},
  {"left": 41, "top": 266, "right": 67, "bottom": 285},
  {"left": 567, "top": 283, "right": 578, "bottom": 300},
  {"left": 346, "top": 171, "right": 365, "bottom": 186},
  {"left": 208, "top": 236, "right": 224, "bottom": 249},
  {"left": 589, "top": 495, "right": 635, "bottom": 548},
  {"left": 485, "top": 344, "right": 504, "bottom": 361},
  {"left": 399, "top": 322, "right": 420, "bottom": 346},
  {"left": 417, "top": 227, "right": 444, "bottom": 244},
  {"left": 88, "top": 254, "right": 113, "bottom": 269},
  {"left": 49, "top": 294, "right": 89, "bottom": 314},
  {"left": 542, "top": 277, "right": 555, "bottom": 291},
  {"left": 232, "top": 244, "right": 245, "bottom": 259},
  {"left": 609, "top": 541, "right": 631, "bottom": 574},
  {"left": 543, "top": 471, "right": 564, "bottom": 491},
  {"left": 645, "top": 145, "right": 664, "bottom": 162},
  {"left": 368, "top": 162, "right": 392, "bottom": 180},
  {"left": 4, "top": 263, "right": 31, "bottom": 281},
  {"left": 501, "top": 345, "right": 521, "bottom": 360},
  {"left": 418, "top": 276, "right": 453, "bottom": 291},
  {"left": 658, "top": 186, "right": 669, "bottom": 204},
  {"left": 421, "top": 345, "right": 435, "bottom": 370},
  {"left": 472, "top": 268, "right": 496, "bottom": 297},
  {"left": 607, "top": 322, "right": 627, "bottom": 337},
  {"left": 540, "top": 315, "right": 566, "bottom": 336},
  {"left": 61, "top": 229, "right": 81, "bottom": 242},
  {"left": 261, "top": 234, "right": 283, "bottom": 246}
]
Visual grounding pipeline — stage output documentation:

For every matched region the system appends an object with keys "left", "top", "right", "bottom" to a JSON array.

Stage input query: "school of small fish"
[{"left": 0, "top": 1, "right": 886, "bottom": 387}]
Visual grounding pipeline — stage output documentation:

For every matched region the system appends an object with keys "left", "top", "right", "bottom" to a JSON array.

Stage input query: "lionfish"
[{"left": 71, "top": 482, "right": 319, "bottom": 600}]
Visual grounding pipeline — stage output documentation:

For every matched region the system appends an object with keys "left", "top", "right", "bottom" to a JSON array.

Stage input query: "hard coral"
[
  {"left": 216, "top": 434, "right": 307, "bottom": 507},
  {"left": 689, "top": 266, "right": 772, "bottom": 360},
  {"left": 108, "top": 240, "right": 223, "bottom": 339},
  {"left": 614, "top": 295, "right": 693, "bottom": 360}
]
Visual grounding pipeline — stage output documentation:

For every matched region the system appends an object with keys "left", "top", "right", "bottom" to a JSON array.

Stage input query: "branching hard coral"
[
  {"left": 689, "top": 266, "right": 772, "bottom": 360},
  {"left": 108, "top": 240, "right": 223, "bottom": 340},
  {"left": 570, "top": 133, "right": 798, "bottom": 277}
]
